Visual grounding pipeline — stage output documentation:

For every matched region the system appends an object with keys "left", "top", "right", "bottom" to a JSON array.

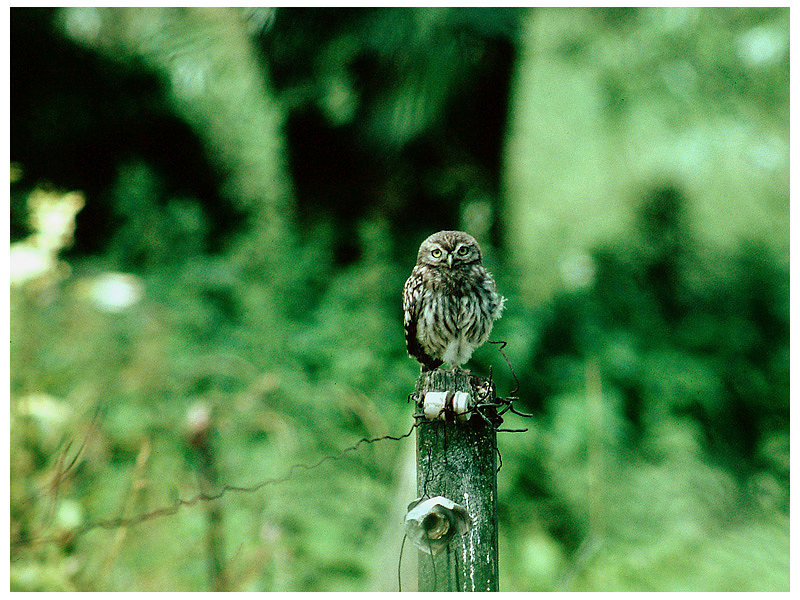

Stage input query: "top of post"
[
  {"left": 415, "top": 369, "right": 497, "bottom": 425},
  {"left": 416, "top": 369, "right": 474, "bottom": 394}
]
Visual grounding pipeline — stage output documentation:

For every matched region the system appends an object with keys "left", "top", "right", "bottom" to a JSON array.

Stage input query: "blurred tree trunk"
[
  {"left": 501, "top": 8, "right": 629, "bottom": 306},
  {"left": 59, "top": 7, "right": 298, "bottom": 353},
  {"left": 58, "top": 7, "right": 294, "bottom": 281},
  {"left": 501, "top": 7, "right": 789, "bottom": 307}
]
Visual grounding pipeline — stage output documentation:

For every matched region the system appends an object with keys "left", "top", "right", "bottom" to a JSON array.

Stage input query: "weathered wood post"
[{"left": 413, "top": 369, "right": 499, "bottom": 592}]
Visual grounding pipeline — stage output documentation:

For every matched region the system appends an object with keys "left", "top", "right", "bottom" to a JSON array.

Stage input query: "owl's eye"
[
  {"left": 457, "top": 246, "right": 469, "bottom": 256},
  {"left": 431, "top": 248, "right": 442, "bottom": 258}
]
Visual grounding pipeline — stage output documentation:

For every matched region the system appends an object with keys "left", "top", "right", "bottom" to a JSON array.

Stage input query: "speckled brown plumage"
[{"left": 403, "top": 230, "right": 505, "bottom": 371}]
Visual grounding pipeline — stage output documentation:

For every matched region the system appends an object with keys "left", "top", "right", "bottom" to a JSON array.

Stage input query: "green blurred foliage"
[{"left": 10, "top": 7, "right": 788, "bottom": 592}]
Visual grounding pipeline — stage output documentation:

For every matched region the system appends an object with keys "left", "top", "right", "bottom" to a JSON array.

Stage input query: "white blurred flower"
[
  {"left": 738, "top": 26, "right": 786, "bottom": 67},
  {"left": 11, "top": 188, "right": 84, "bottom": 290},
  {"left": 185, "top": 401, "right": 211, "bottom": 446},
  {"left": 55, "top": 499, "right": 85, "bottom": 530},
  {"left": 86, "top": 273, "right": 144, "bottom": 313},
  {"left": 28, "top": 190, "right": 84, "bottom": 252},
  {"left": 9, "top": 242, "right": 57, "bottom": 287},
  {"left": 16, "top": 393, "right": 71, "bottom": 446},
  {"left": 61, "top": 6, "right": 102, "bottom": 45},
  {"left": 18, "top": 392, "right": 69, "bottom": 422}
]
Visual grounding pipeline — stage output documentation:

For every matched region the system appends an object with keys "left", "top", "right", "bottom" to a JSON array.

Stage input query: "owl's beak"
[{"left": 447, "top": 254, "right": 453, "bottom": 268}]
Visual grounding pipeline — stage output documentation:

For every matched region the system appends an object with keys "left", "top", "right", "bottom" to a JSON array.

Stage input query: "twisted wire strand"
[{"left": 12, "top": 420, "right": 419, "bottom": 550}]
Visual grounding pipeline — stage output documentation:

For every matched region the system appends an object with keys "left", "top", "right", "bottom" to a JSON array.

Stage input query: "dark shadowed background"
[{"left": 10, "top": 7, "right": 788, "bottom": 591}]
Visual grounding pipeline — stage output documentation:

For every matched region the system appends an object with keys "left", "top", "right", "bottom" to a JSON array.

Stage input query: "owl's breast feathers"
[{"left": 403, "top": 264, "right": 503, "bottom": 370}]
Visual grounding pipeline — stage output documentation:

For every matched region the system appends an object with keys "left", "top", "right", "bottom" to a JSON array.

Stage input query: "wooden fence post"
[{"left": 414, "top": 369, "right": 499, "bottom": 592}]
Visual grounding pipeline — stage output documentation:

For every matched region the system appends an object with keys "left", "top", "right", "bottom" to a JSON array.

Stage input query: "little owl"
[{"left": 403, "top": 230, "right": 505, "bottom": 371}]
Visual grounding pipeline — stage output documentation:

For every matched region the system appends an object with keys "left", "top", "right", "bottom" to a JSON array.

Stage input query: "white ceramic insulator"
[
  {"left": 423, "top": 391, "right": 448, "bottom": 420},
  {"left": 452, "top": 391, "right": 471, "bottom": 422}
]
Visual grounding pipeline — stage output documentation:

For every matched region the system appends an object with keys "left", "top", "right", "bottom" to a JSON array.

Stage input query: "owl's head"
[{"left": 417, "top": 230, "right": 482, "bottom": 268}]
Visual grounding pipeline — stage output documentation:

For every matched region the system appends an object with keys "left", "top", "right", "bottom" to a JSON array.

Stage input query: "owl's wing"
[{"left": 403, "top": 267, "right": 442, "bottom": 371}]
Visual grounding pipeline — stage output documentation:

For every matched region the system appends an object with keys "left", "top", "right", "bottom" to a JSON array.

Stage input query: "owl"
[{"left": 403, "top": 230, "right": 505, "bottom": 371}]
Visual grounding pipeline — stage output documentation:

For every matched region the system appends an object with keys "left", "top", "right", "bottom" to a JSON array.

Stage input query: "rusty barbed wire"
[
  {"left": 464, "top": 340, "right": 535, "bottom": 473},
  {"left": 16, "top": 341, "right": 529, "bottom": 554},
  {"left": 11, "top": 420, "right": 420, "bottom": 551}
]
